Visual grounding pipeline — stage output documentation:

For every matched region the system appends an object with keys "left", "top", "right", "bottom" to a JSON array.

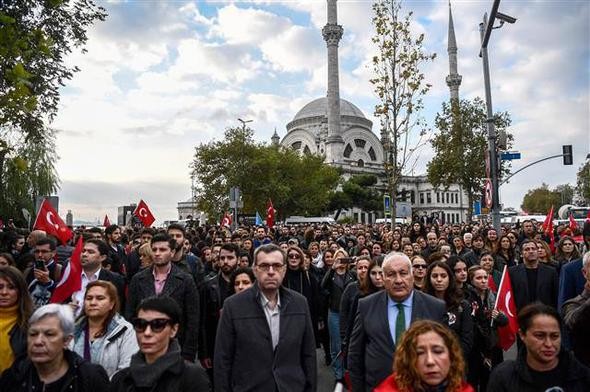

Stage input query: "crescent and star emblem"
[
  {"left": 139, "top": 207, "right": 148, "bottom": 217},
  {"left": 46, "top": 212, "right": 59, "bottom": 229},
  {"left": 505, "top": 292, "right": 514, "bottom": 318}
]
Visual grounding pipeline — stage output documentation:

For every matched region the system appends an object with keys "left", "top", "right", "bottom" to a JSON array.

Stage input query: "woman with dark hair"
[
  {"left": 480, "top": 251, "right": 502, "bottom": 293},
  {"left": 0, "top": 253, "right": 15, "bottom": 268},
  {"left": 555, "top": 235, "right": 581, "bottom": 266},
  {"left": 488, "top": 303, "right": 590, "bottom": 391},
  {"left": 228, "top": 267, "right": 255, "bottom": 295},
  {"left": 484, "top": 228, "right": 499, "bottom": 254},
  {"left": 447, "top": 256, "right": 469, "bottom": 297},
  {"left": 71, "top": 280, "right": 137, "bottom": 378},
  {"left": 424, "top": 261, "right": 473, "bottom": 360},
  {"left": 375, "top": 320, "right": 474, "bottom": 392},
  {"left": 0, "top": 266, "right": 32, "bottom": 373},
  {"left": 494, "top": 234, "right": 516, "bottom": 270},
  {"left": 410, "top": 255, "right": 427, "bottom": 291},
  {"left": 409, "top": 222, "right": 426, "bottom": 244},
  {"left": 466, "top": 265, "right": 508, "bottom": 391},
  {"left": 111, "top": 296, "right": 209, "bottom": 391}
]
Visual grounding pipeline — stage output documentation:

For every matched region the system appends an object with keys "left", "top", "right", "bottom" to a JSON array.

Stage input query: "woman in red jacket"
[{"left": 375, "top": 320, "right": 474, "bottom": 392}]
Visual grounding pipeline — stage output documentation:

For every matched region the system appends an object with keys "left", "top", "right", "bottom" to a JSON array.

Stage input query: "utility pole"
[{"left": 479, "top": 0, "right": 516, "bottom": 231}]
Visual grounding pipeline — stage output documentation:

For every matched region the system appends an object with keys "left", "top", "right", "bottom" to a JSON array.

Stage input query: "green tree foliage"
[
  {"left": 576, "top": 161, "right": 590, "bottom": 204},
  {"left": 190, "top": 127, "right": 341, "bottom": 221},
  {"left": 371, "top": 0, "right": 435, "bottom": 219},
  {"left": 554, "top": 184, "right": 574, "bottom": 206},
  {"left": 0, "top": 0, "right": 107, "bottom": 138},
  {"left": 328, "top": 175, "right": 382, "bottom": 218},
  {"left": 0, "top": 127, "right": 60, "bottom": 224},
  {"left": 427, "top": 98, "right": 512, "bottom": 221},
  {"left": 521, "top": 183, "right": 563, "bottom": 214}
]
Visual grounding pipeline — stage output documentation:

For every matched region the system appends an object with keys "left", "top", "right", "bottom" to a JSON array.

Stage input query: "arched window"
[
  {"left": 291, "top": 141, "right": 302, "bottom": 150},
  {"left": 303, "top": 145, "right": 311, "bottom": 155},
  {"left": 344, "top": 144, "right": 353, "bottom": 158},
  {"left": 368, "top": 147, "right": 377, "bottom": 161},
  {"left": 354, "top": 139, "right": 366, "bottom": 148},
  {"left": 357, "top": 159, "right": 364, "bottom": 167}
]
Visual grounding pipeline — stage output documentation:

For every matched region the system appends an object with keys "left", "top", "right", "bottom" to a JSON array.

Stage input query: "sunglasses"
[
  {"left": 132, "top": 318, "right": 172, "bottom": 333},
  {"left": 288, "top": 253, "right": 300, "bottom": 259},
  {"left": 413, "top": 264, "right": 427, "bottom": 269}
]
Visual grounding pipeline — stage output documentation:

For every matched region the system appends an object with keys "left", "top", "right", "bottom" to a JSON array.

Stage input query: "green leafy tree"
[
  {"left": 190, "top": 127, "right": 340, "bottom": 221},
  {"left": 554, "top": 184, "right": 574, "bottom": 206},
  {"left": 427, "top": 98, "right": 512, "bottom": 221},
  {"left": 0, "top": 127, "right": 60, "bottom": 224},
  {"left": 329, "top": 175, "right": 382, "bottom": 219},
  {"left": 576, "top": 161, "right": 590, "bottom": 204},
  {"left": 521, "top": 183, "right": 561, "bottom": 214},
  {"left": 371, "top": 0, "right": 435, "bottom": 219}
]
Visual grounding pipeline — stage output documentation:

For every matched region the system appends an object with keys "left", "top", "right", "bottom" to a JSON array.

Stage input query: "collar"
[
  {"left": 260, "top": 290, "right": 281, "bottom": 309},
  {"left": 82, "top": 268, "right": 101, "bottom": 280},
  {"left": 152, "top": 263, "right": 172, "bottom": 279},
  {"left": 388, "top": 290, "right": 414, "bottom": 308}
]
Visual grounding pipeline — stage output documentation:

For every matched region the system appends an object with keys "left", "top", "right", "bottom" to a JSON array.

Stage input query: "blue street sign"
[
  {"left": 500, "top": 152, "right": 521, "bottom": 161},
  {"left": 473, "top": 200, "right": 481, "bottom": 216}
]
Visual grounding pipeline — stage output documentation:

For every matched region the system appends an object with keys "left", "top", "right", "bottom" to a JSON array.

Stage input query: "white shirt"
[
  {"left": 260, "top": 292, "right": 281, "bottom": 350},
  {"left": 72, "top": 268, "right": 101, "bottom": 317}
]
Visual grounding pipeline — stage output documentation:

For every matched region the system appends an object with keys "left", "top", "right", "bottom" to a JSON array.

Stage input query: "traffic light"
[{"left": 563, "top": 145, "right": 573, "bottom": 165}]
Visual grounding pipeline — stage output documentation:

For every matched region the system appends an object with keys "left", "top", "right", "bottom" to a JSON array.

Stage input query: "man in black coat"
[
  {"left": 126, "top": 233, "right": 200, "bottom": 362},
  {"left": 214, "top": 243, "right": 317, "bottom": 392},
  {"left": 509, "top": 239, "right": 559, "bottom": 312},
  {"left": 347, "top": 252, "right": 447, "bottom": 392}
]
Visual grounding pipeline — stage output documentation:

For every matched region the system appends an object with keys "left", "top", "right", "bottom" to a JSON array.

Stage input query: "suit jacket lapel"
[
  {"left": 380, "top": 292, "right": 394, "bottom": 347},
  {"left": 411, "top": 291, "right": 423, "bottom": 322},
  {"left": 252, "top": 286, "right": 274, "bottom": 353},
  {"left": 161, "top": 268, "right": 180, "bottom": 297}
]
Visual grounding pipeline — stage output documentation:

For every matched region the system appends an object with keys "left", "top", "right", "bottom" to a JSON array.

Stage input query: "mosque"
[{"left": 179, "top": 1, "right": 470, "bottom": 225}]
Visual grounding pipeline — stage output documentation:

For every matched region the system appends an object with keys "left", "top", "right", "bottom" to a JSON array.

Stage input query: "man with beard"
[
  {"left": 167, "top": 223, "right": 205, "bottom": 286},
  {"left": 198, "top": 242, "right": 239, "bottom": 384},
  {"left": 104, "top": 224, "right": 126, "bottom": 275},
  {"left": 126, "top": 233, "right": 199, "bottom": 361}
]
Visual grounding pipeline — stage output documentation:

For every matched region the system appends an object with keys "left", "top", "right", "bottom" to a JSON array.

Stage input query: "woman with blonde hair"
[{"left": 375, "top": 320, "right": 474, "bottom": 392}]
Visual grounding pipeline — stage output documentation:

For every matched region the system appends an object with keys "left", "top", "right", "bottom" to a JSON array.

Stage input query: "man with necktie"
[{"left": 347, "top": 252, "right": 447, "bottom": 392}]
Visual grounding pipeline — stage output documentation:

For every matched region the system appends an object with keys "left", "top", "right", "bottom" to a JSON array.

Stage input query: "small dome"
[{"left": 293, "top": 97, "right": 367, "bottom": 121}]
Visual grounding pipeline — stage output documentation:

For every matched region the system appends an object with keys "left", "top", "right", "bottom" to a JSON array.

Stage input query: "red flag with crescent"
[
  {"left": 220, "top": 212, "right": 232, "bottom": 228},
  {"left": 266, "top": 199, "right": 275, "bottom": 228},
  {"left": 494, "top": 266, "right": 519, "bottom": 350},
  {"left": 569, "top": 212, "right": 579, "bottom": 233},
  {"left": 103, "top": 214, "right": 111, "bottom": 227},
  {"left": 133, "top": 200, "right": 155, "bottom": 227},
  {"left": 50, "top": 236, "right": 83, "bottom": 303},
  {"left": 33, "top": 199, "right": 73, "bottom": 245}
]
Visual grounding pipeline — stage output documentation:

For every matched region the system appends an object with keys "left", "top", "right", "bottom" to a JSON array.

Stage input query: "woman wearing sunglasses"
[{"left": 111, "top": 296, "right": 209, "bottom": 391}]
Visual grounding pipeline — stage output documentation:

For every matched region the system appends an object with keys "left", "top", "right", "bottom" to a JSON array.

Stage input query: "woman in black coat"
[{"left": 111, "top": 296, "right": 209, "bottom": 392}]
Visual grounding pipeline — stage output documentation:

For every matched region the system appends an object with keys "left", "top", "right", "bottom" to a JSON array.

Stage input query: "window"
[
  {"left": 455, "top": 213, "right": 460, "bottom": 223},
  {"left": 291, "top": 141, "right": 302, "bottom": 150},
  {"left": 354, "top": 139, "right": 366, "bottom": 148},
  {"left": 357, "top": 159, "right": 364, "bottom": 167},
  {"left": 410, "top": 191, "right": 415, "bottom": 204},
  {"left": 303, "top": 145, "right": 311, "bottom": 155},
  {"left": 446, "top": 193, "right": 449, "bottom": 204},
  {"left": 368, "top": 147, "right": 377, "bottom": 161},
  {"left": 344, "top": 144, "right": 353, "bottom": 158},
  {"left": 436, "top": 192, "right": 440, "bottom": 203},
  {"left": 420, "top": 193, "right": 424, "bottom": 204},
  {"left": 426, "top": 192, "right": 432, "bottom": 204}
]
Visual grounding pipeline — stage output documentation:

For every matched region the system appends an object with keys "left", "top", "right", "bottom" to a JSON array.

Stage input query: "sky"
[{"left": 51, "top": 0, "right": 590, "bottom": 224}]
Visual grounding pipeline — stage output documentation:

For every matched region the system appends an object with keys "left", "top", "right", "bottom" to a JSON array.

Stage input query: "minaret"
[
  {"left": 445, "top": 1, "right": 462, "bottom": 101},
  {"left": 322, "top": 0, "right": 344, "bottom": 163},
  {"left": 271, "top": 128, "right": 280, "bottom": 146}
]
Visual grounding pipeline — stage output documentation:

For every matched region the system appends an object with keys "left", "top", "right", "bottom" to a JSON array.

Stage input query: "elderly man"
[
  {"left": 347, "top": 252, "right": 447, "bottom": 392},
  {"left": 214, "top": 243, "right": 317, "bottom": 392},
  {"left": 0, "top": 304, "right": 109, "bottom": 390}
]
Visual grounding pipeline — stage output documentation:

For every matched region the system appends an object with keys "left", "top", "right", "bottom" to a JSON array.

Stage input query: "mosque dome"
[{"left": 292, "top": 97, "right": 367, "bottom": 122}]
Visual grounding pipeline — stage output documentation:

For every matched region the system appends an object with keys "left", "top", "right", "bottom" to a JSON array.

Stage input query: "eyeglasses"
[
  {"left": 132, "top": 318, "right": 172, "bottom": 333},
  {"left": 288, "top": 254, "right": 300, "bottom": 259},
  {"left": 256, "top": 263, "right": 285, "bottom": 272},
  {"left": 413, "top": 264, "right": 427, "bottom": 269}
]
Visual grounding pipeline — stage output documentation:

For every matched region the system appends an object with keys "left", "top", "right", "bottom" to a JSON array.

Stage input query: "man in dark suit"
[
  {"left": 509, "top": 239, "right": 559, "bottom": 312},
  {"left": 70, "top": 239, "right": 125, "bottom": 316},
  {"left": 348, "top": 252, "right": 447, "bottom": 392},
  {"left": 214, "top": 243, "right": 317, "bottom": 392},
  {"left": 126, "top": 233, "right": 200, "bottom": 361}
]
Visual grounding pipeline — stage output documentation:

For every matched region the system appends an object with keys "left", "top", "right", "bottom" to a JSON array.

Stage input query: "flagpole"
[
  {"left": 491, "top": 265, "right": 507, "bottom": 327},
  {"left": 31, "top": 198, "right": 45, "bottom": 229}
]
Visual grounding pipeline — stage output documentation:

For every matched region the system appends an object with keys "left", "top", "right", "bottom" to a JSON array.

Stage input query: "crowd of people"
[{"left": 0, "top": 217, "right": 589, "bottom": 391}]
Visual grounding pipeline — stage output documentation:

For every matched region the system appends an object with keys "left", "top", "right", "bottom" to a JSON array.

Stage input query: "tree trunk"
[{"left": 466, "top": 191, "right": 474, "bottom": 223}]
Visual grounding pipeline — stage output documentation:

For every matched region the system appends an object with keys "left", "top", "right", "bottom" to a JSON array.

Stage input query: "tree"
[
  {"left": 427, "top": 97, "right": 512, "bottom": 221},
  {"left": 0, "top": 127, "right": 60, "bottom": 225},
  {"left": 328, "top": 175, "right": 383, "bottom": 219},
  {"left": 521, "top": 183, "right": 561, "bottom": 214},
  {"left": 554, "top": 184, "right": 574, "bottom": 206},
  {"left": 370, "top": 0, "right": 435, "bottom": 219},
  {"left": 190, "top": 127, "right": 340, "bottom": 221},
  {"left": 576, "top": 161, "right": 590, "bottom": 204}
]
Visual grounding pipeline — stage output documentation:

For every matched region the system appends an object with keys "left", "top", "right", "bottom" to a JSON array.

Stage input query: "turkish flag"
[
  {"left": 220, "top": 212, "right": 232, "bottom": 228},
  {"left": 103, "top": 214, "right": 111, "bottom": 227},
  {"left": 50, "top": 237, "right": 83, "bottom": 303},
  {"left": 488, "top": 275, "right": 497, "bottom": 294},
  {"left": 133, "top": 200, "right": 155, "bottom": 227},
  {"left": 266, "top": 199, "right": 275, "bottom": 228},
  {"left": 542, "top": 205, "right": 554, "bottom": 233},
  {"left": 569, "top": 213, "right": 579, "bottom": 232},
  {"left": 494, "top": 266, "right": 519, "bottom": 350},
  {"left": 33, "top": 199, "right": 73, "bottom": 245}
]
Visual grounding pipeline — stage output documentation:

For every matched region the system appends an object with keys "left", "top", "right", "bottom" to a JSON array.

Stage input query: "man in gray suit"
[{"left": 348, "top": 252, "right": 447, "bottom": 392}]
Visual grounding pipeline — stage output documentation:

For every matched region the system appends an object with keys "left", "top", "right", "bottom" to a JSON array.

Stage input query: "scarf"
[
  {"left": 129, "top": 339, "right": 182, "bottom": 388},
  {"left": 0, "top": 304, "right": 18, "bottom": 373}
]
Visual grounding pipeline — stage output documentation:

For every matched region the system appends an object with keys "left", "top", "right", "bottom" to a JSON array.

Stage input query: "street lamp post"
[{"left": 479, "top": 0, "right": 516, "bottom": 231}]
